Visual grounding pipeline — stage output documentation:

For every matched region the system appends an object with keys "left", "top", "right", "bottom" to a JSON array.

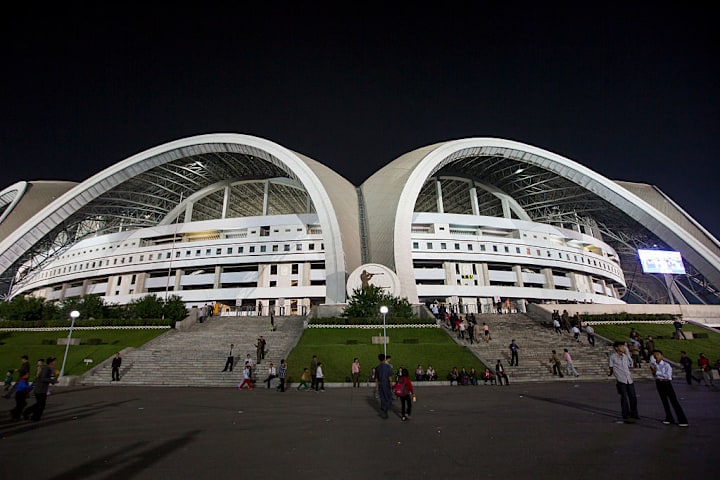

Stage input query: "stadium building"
[{"left": 1, "top": 134, "right": 719, "bottom": 315}]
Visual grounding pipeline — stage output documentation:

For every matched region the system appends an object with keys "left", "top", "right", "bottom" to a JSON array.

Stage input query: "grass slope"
[
  {"left": 0, "top": 329, "right": 167, "bottom": 377},
  {"left": 285, "top": 327, "right": 486, "bottom": 383}
]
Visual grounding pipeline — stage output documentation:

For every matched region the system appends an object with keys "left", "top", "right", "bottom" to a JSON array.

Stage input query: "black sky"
[{"left": 2, "top": 4, "right": 718, "bottom": 237}]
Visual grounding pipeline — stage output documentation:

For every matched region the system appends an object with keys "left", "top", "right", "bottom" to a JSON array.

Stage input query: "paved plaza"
[{"left": 1, "top": 380, "right": 718, "bottom": 479}]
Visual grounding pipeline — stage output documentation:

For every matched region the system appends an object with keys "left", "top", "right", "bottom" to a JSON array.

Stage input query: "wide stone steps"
[
  {"left": 80, "top": 315, "right": 305, "bottom": 387},
  {"left": 448, "top": 313, "right": 657, "bottom": 383}
]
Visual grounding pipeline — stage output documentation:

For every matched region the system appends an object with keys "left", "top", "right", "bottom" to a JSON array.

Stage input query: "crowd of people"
[{"left": 3, "top": 354, "right": 59, "bottom": 422}]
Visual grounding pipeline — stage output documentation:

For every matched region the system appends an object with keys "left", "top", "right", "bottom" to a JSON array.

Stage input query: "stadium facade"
[{"left": 1, "top": 134, "right": 719, "bottom": 315}]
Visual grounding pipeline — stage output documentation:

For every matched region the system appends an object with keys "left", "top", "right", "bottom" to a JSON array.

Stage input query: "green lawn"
[
  {"left": 591, "top": 323, "right": 720, "bottom": 365},
  {"left": 285, "top": 327, "right": 486, "bottom": 383},
  {"left": 0, "top": 329, "right": 168, "bottom": 377}
]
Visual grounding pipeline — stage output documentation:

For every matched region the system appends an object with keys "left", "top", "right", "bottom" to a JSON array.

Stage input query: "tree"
[
  {"left": 342, "top": 285, "right": 413, "bottom": 319},
  {"left": 163, "top": 295, "right": 188, "bottom": 322}
]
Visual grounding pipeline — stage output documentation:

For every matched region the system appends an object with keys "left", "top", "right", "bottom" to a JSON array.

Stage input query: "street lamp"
[
  {"left": 59, "top": 310, "right": 80, "bottom": 378},
  {"left": 379, "top": 305, "right": 389, "bottom": 357}
]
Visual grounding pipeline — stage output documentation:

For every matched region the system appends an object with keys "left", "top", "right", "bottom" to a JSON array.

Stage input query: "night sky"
[{"left": 2, "top": 5, "right": 718, "bottom": 238}]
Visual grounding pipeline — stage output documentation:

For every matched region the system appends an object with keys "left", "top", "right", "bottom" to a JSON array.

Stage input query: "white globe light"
[
  {"left": 379, "top": 306, "right": 389, "bottom": 314},
  {"left": 70, "top": 310, "right": 80, "bottom": 319}
]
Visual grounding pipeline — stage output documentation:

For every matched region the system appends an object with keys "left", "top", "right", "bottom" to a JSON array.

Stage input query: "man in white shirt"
[
  {"left": 263, "top": 363, "right": 277, "bottom": 389},
  {"left": 608, "top": 341, "right": 639, "bottom": 422},
  {"left": 650, "top": 350, "right": 689, "bottom": 427}
]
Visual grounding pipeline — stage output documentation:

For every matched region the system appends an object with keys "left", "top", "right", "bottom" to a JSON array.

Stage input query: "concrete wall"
[{"left": 528, "top": 303, "right": 720, "bottom": 328}]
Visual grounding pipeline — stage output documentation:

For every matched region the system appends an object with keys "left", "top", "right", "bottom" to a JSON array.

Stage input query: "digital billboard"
[{"left": 637, "top": 249, "right": 686, "bottom": 274}]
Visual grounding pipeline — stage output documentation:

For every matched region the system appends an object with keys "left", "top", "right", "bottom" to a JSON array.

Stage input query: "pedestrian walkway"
[
  {"left": 447, "top": 313, "right": 657, "bottom": 382},
  {"left": 81, "top": 315, "right": 305, "bottom": 387}
]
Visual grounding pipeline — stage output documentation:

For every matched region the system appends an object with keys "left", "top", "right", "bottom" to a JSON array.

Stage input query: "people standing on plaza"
[
  {"left": 585, "top": 324, "right": 596, "bottom": 346},
  {"left": 550, "top": 350, "right": 564, "bottom": 378},
  {"left": 608, "top": 341, "right": 639, "bottom": 423},
  {"left": 509, "top": 339, "right": 519, "bottom": 366},
  {"left": 297, "top": 368, "right": 311, "bottom": 391},
  {"left": 679, "top": 351, "right": 693, "bottom": 385},
  {"left": 3, "top": 369, "right": 12, "bottom": 396},
  {"left": 111, "top": 352, "right": 122, "bottom": 381},
  {"left": 650, "top": 350, "right": 688, "bottom": 427},
  {"left": 315, "top": 362, "right": 325, "bottom": 391},
  {"left": 277, "top": 359, "right": 287, "bottom": 392},
  {"left": 495, "top": 360, "right": 509, "bottom": 385},
  {"left": 22, "top": 356, "right": 58, "bottom": 421},
  {"left": 222, "top": 344, "right": 234, "bottom": 372},
  {"left": 351, "top": 358, "right": 361, "bottom": 387},
  {"left": 375, "top": 353, "right": 394, "bottom": 418},
  {"left": 394, "top": 367, "right": 415, "bottom": 421},
  {"left": 310, "top": 355, "right": 319, "bottom": 390},
  {"left": 238, "top": 363, "right": 253, "bottom": 390},
  {"left": 564, "top": 349, "right": 579, "bottom": 377}
]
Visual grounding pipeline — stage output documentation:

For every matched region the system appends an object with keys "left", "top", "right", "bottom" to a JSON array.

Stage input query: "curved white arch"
[
  {"left": 0, "top": 181, "right": 28, "bottom": 225},
  {"left": 363, "top": 138, "right": 720, "bottom": 303},
  {"left": 0, "top": 134, "right": 355, "bottom": 303}
]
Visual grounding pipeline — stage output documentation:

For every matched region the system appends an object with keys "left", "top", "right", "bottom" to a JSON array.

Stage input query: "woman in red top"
[{"left": 395, "top": 368, "right": 415, "bottom": 421}]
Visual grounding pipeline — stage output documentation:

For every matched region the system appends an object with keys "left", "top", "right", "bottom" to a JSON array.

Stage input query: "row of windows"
[
  {"left": 411, "top": 241, "right": 620, "bottom": 276},
  {"left": 41, "top": 242, "right": 325, "bottom": 280}
]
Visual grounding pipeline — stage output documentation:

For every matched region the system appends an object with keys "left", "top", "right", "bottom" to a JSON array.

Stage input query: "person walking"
[
  {"left": 296, "top": 368, "right": 311, "bottom": 391},
  {"left": 238, "top": 363, "right": 253, "bottom": 390},
  {"left": 650, "top": 350, "right": 688, "bottom": 427},
  {"left": 608, "top": 341, "right": 639, "bottom": 423},
  {"left": 394, "top": 367, "right": 415, "bottom": 421},
  {"left": 564, "top": 349, "right": 579, "bottom": 377},
  {"left": 111, "top": 352, "right": 122, "bottom": 381},
  {"left": 550, "top": 350, "right": 564, "bottom": 378},
  {"left": 351, "top": 358, "right": 361, "bottom": 387},
  {"left": 315, "top": 362, "right": 325, "bottom": 391},
  {"left": 22, "top": 356, "right": 58, "bottom": 421},
  {"left": 697, "top": 353, "right": 714, "bottom": 386},
  {"left": 495, "top": 360, "right": 509, "bottom": 385},
  {"left": 375, "top": 354, "right": 394, "bottom": 418},
  {"left": 509, "top": 339, "right": 520, "bottom": 366},
  {"left": 585, "top": 324, "right": 596, "bottom": 347},
  {"left": 310, "top": 355, "right": 319, "bottom": 390},
  {"left": 222, "top": 344, "right": 235, "bottom": 372}
]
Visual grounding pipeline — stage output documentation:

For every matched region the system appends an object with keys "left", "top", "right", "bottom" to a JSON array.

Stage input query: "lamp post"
[
  {"left": 379, "top": 305, "right": 389, "bottom": 357},
  {"left": 59, "top": 310, "right": 80, "bottom": 378}
]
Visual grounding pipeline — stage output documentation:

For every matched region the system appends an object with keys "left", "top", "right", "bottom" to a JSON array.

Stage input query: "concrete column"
[
  {"left": 469, "top": 186, "right": 479, "bottom": 215},
  {"left": 214, "top": 266, "right": 222, "bottom": 289},
  {"left": 262, "top": 180, "right": 270, "bottom": 216},
  {"left": 174, "top": 269, "right": 183, "bottom": 291},
  {"left": 513, "top": 265, "right": 524, "bottom": 287},
  {"left": 221, "top": 185, "right": 230, "bottom": 219},
  {"left": 435, "top": 179, "right": 444, "bottom": 213},
  {"left": 543, "top": 268, "right": 555, "bottom": 289}
]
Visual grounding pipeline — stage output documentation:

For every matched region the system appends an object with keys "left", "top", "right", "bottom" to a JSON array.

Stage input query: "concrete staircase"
[
  {"left": 447, "top": 313, "right": 657, "bottom": 383},
  {"left": 81, "top": 315, "right": 305, "bottom": 387}
]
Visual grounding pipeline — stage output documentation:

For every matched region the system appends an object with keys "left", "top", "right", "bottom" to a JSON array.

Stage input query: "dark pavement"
[{"left": 1, "top": 380, "right": 718, "bottom": 480}]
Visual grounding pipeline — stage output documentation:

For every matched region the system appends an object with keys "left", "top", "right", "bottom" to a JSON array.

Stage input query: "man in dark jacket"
[{"left": 23, "top": 356, "right": 58, "bottom": 421}]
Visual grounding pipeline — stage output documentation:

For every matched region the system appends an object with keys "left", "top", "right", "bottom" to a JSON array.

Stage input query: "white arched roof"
[
  {"left": 362, "top": 138, "right": 720, "bottom": 303},
  {"left": 0, "top": 134, "right": 359, "bottom": 303}
]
